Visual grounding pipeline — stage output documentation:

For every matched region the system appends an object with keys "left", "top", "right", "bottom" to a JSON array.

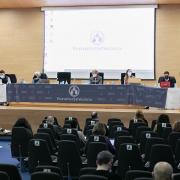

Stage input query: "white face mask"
[
  {"left": 0, "top": 74, "right": 5, "bottom": 79},
  {"left": 128, "top": 72, "right": 132, "bottom": 76}
]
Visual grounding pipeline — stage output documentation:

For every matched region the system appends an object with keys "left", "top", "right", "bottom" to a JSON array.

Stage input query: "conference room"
[{"left": 1, "top": 0, "right": 180, "bottom": 180}]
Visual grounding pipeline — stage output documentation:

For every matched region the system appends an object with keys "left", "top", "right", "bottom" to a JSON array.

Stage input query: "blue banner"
[{"left": 6, "top": 84, "right": 167, "bottom": 108}]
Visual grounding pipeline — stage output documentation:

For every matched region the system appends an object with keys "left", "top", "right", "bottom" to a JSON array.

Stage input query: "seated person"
[
  {"left": 158, "top": 71, "right": 176, "bottom": 88},
  {"left": 123, "top": 69, "right": 135, "bottom": 85},
  {"left": 0, "top": 70, "right": 11, "bottom": 84},
  {"left": 92, "top": 122, "right": 115, "bottom": 154},
  {"left": 32, "top": 71, "right": 41, "bottom": 84},
  {"left": 133, "top": 110, "right": 148, "bottom": 126},
  {"left": 13, "top": 117, "right": 33, "bottom": 135},
  {"left": 90, "top": 69, "right": 102, "bottom": 84},
  {"left": 37, "top": 73, "right": 49, "bottom": 84},
  {"left": 153, "top": 161, "right": 173, "bottom": 180},
  {"left": 91, "top": 111, "right": 99, "bottom": 121},
  {"left": 95, "top": 151, "right": 119, "bottom": 180}
]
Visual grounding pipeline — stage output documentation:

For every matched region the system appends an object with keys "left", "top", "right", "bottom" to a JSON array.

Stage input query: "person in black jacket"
[
  {"left": 95, "top": 151, "right": 120, "bottom": 180},
  {"left": 0, "top": 69, "right": 11, "bottom": 84},
  {"left": 158, "top": 71, "right": 176, "bottom": 88}
]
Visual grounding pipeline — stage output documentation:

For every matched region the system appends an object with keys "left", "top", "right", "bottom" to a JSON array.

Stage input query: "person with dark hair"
[
  {"left": 0, "top": 69, "right": 11, "bottom": 84},
  {"left": 134, "top": 110, "right": 148, "bottom": 125},
  {"left": 91, "top": 111, "right": 99, "bottom": 121},
  {"left": 94, "top": 151, "right": 119, "bottom": 180},
  {"left": 13, "top": 117, "right": 33, "bottom": 135},
  {"left": 158, "top": 71, "right": 176, "bottom": 88},
  {"left": 89, "top": 69, "right": 102, "bottom": 84},
  {"left": 67, "top": 118, "right": 86, "bottom": 148},
  {"left": 37, "top": 73, "right": 49, "bottom": 84},
  {"left": 92, "top": 123, "right": 115, "bottom": 154},
  {"left": 157, "top": 114, "right": 170, "bottom": 124}
]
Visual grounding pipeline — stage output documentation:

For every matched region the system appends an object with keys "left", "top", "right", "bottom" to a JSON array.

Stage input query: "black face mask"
[{"left": 165, "top": 75, "right": 169, "bottom": 79}]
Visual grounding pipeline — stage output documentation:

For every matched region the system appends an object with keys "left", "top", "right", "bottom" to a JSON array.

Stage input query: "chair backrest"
[
  {"left": 175, "top": 139, "right": 180, "bottom": 161},
  {"left": 59, "top": 134, "right": 80, "bottom": 150},
  {"left": 114, "top": 130, "right": 130, "bottom": 138},
  {"left": 31, "top": 171, "right": 62, "bottom": 180},
  {"left": 87, "top": 142, "right": 108, "bottom": 167},
  {"left": 144, "top": 137, "right": 165, "bottom": 162},
  {"left": 173, "top": 173, "right": 180, "bottom": 180},
  {"left": 156, "top": 123, "right": 172, "bottom": 137},
  {"left": 80, "top": 175, "right": 108, "bottom": 180},
  {"left": 109, "top": 124, "right": 125, "bottom": 138},
  {"left": 115, "top": 136, "right": 135, "bottom": 155},
  {"left": 37, "top": 128, "right": 57, "bottom": 148},
  {"left": 28, "top": 139, "right": 52, "bottom": 173},
  {"left": 117, "top": 143, "right": 143, "bottom": 178},
  {"left": 161, "top": 127, "right": 172, "bottom": 141},
  {"left": 135, "top": 126, "right": 151, "bottom": 143},
  {"left": 168, "top": 132, "right": 180, "bottom": 153},
  {"left": 149, "top": 144, "right": 175, "bottom": 171},
  {"left": 0, "top": 164, "right": 22, "bottom": 180},
  {"left": 34, "top": 165, "right": 63, "bottom": 177},
  {"left": 64, "top": 117, "right": 81, "bottom": 130},
  {"left": 79, "top": 167, "right": 96, "bottom": 176},
  {"left": 34, "top": 133, "right": 56, "bottom": 154},
  {"left": 107, "top": 118, "right": 122, "bottom": 126},
  {"left": 129, "top": 119, "right": 143, "bottom": 130},
  {"left": 85, "top": 135, "right": 107, "bottom": 154},
  {"left": 58, "top": 140, "right": 81, "bottom": 177},
  {"left": 139, "top": 131, "right": 158, "bottom": 154},
  {"left": 11, "top": 127, "right": 33, "bottom": 158},
  {"left": 134, "top": 178, "right": 153, "bottom": 180},
  {"left": 0, "top": 171, "right": 9, "bottom": 180},
  {"left": 131, "top": 122, "right": 147, "bottom": 137},
  {"left": 6, "top": 74, "right": 17, "bottom": 83},
  {"left": 125, "top": 170, "right": 152, "bottom": 180}
]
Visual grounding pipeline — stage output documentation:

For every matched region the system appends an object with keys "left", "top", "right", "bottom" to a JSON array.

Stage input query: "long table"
[
  {"left": 1, "top": 84, "right": 179, "bottom": 109},
  {"left": 0, "top": 84, "right": 168, "bottom": 108}
]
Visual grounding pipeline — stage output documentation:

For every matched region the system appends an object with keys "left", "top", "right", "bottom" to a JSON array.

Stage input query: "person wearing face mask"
[
  {"left": 0, "top": 70, "right": 11, "bottom": 84},
  {"left": 158, "top": 71, "right": 176, "bottom": 88},
  {"left": 123, "top": 69, "right": 135, "bottom": 85},
  {"left": 89, "top": 69, "right": 103, "bottom": 84}
]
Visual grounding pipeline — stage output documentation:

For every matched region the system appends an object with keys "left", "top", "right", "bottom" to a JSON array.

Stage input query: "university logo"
[
  {"left": 90, "top": 31, "right": 104, "bottom": 46},
  {"left": 69, "top": 85, "right": 80, "bottom": 98}
]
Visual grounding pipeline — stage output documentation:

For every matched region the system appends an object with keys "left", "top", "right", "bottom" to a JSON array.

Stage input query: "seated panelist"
[
  {"left": 158, "top": 71, "right": 176, "bottom": 88},
  {"left": 124, "top": 69, "right": 135, "bottom": 85},
  {"left": 0, "top": 70, "right": 11, "bottom": 84},
  {"left": 89, "top": 69, "right": 102, "bottom": 84}
]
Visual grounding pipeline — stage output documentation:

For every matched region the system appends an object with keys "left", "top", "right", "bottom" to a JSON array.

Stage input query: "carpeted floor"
[{"left": 0, "top": 140, "right": 30, "bottom": 180}]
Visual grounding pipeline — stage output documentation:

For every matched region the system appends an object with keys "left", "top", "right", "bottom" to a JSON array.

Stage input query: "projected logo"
[
  {"left": 69, "top": 85, "right": 80, "bottom": 98},
  {"left": 90, "top": 31, "right": 104, "bottom": 46}
]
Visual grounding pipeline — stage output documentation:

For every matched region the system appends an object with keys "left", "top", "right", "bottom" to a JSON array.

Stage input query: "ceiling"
[{"left": 0, "top": 0, "right": 180, "bottom": 8}]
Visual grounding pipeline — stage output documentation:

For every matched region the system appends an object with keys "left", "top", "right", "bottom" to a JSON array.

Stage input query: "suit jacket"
[{"left": 89, "top": 75, "right": 102, "bottom": 84}]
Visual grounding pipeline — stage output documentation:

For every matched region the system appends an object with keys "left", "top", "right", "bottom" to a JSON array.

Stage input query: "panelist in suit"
[
  {"left": 158, "top": 71, "right": 176, "bottom": 88},
  {"left": 123, "top": 69, "right": 135, "bottom": 85},
  {"left": 89, "top": 69, "right": 102, "bottom": 84},
  {"left": 0, "top": 70, "right": 11, "bottom": 84}
]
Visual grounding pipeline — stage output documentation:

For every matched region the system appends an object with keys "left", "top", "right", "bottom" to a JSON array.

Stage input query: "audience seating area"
[{"left": 0, "top": 114, "right": 180, "bottom": 180}]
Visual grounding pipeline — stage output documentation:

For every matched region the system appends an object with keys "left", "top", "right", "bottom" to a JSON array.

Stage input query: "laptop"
[{"left": 160, "top": 81, "right": 170, "bottom": 88}]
